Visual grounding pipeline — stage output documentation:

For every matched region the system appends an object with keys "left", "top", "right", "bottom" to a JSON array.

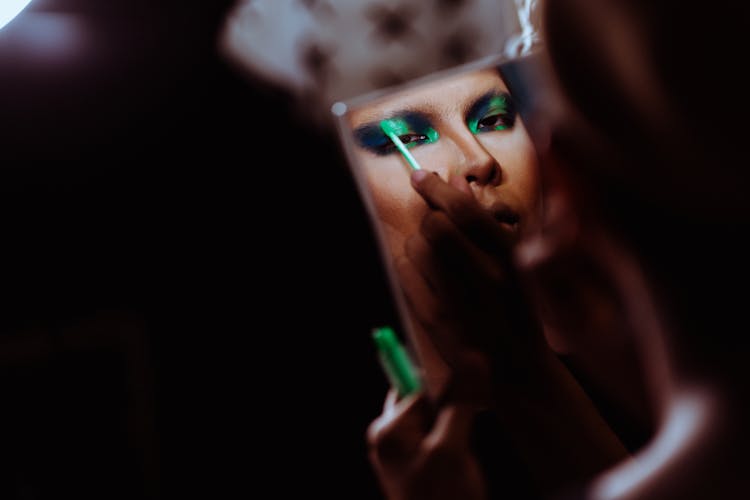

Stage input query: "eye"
[
  {"left": 475, "top": 112, "right": 515, "bottom": 132},
  {"left": 355, "top": 116, "right": 439, "bottom": 156},
  {"left": 397, "top": 133, "right": 430, "bottom": 146},
  {"left": 468, "top": 93, "right": 517, "bottom": 134},
  {"left": 372, "top": 132, "right": 431, "bottom": 155}
]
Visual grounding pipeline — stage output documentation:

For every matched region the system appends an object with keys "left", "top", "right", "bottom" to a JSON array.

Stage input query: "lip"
[{"left": 488, "top": 201, "right": 520, "bottom": 228}]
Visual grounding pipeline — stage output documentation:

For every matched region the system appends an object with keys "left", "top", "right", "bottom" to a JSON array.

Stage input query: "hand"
[
  {"left": 396, "top": 169, "right": 547, "bottom": 401},
  {"left": 394, "top": 169, "right": 629, "bottom": 493},
  {"left": 367, "top": 389, "right": 488, "bottom": 500}
]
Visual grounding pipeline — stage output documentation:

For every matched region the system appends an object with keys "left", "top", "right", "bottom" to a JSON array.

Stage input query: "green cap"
[{"left": 372, "top": 326, "right": 422, "bottom": 397}]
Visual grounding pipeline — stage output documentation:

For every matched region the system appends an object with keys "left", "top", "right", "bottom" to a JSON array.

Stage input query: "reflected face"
[{"left": 348, "top": 68, "right": 540, "bottom": 258}]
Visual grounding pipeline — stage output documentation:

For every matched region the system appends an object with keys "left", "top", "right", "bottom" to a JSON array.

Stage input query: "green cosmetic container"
[{"left": 372, "top": 326, "right": 422, "bottom": 397}]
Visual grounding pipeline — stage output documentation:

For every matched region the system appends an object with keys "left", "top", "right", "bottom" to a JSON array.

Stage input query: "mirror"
[{"left": 332, "top": 53, "right": 544, "bottom": 395}]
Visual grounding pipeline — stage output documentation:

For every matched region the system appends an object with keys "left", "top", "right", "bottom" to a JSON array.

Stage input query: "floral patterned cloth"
[{"left": 221, "top": 0, "right": 540, "bottom": 120}]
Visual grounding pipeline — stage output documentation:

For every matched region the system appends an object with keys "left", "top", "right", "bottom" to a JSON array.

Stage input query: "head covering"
[{"left": 221, "top": 0, "right": 541, "bottom": 122}]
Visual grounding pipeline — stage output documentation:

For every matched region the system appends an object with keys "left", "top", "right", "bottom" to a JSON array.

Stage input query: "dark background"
[{"left": 0, "top": 1, "right": 396, "bottom": 498}]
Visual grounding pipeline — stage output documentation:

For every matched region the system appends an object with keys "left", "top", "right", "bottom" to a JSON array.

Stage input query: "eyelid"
[
  {"left": 467, "top": 92, "right": 515, "bottom": 133},
  {"left": 355, "top": 120, "right": 439, "bottom": 156},
  {"left": 384, "top": 116, "right": 439, "bottom": 143},
  {"left": 483, "top": 96, "right": 511, "bottom": 117}
]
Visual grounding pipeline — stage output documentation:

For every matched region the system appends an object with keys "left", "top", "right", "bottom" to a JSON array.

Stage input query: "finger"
[
  {"left": 403, "top": 232, "right": 448, "bottom": 296},
  {"left": 411, "top": 170, "right": 512, "bottom": 255},
  {"left": 395, "top": 255, "right": 441, "bottom": 328},
  {"left": 424, "top": 404, "right": 477, "bottom": 452},
  {"left": 418, "top": 210, "right": 541, "bottom": 340},
  {"left": 418, "top": 210, "right": 507, "bottom": 290},
  {"left": 369, "top": 392, "right": 428, "bottom": 445},
  {"left": 367, "top": 392, "right": 432, "bottom": 463},
  {"left": 404, "top": 216, "right": 519, "bottom": 360},
  {"left": 404, "top": 228, "right": 498, "bottom": 304},
  {"left": 383, "top": 387, "right": 399, "bottom": 414},
  {"left": 410, "top": 170, "right": 470, "bottom": 211},
  {"left": 395, "top": 255, "right": 462, "bottom": 364}
]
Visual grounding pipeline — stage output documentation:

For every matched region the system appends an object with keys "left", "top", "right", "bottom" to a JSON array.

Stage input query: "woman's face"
[{"left": 348, "top": 68, "right": 540, "bottom": 258}]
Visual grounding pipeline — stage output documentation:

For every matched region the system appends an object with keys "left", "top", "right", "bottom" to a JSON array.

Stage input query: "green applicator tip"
[
  {"left": 380, "top": 119, "right": 422, "bottom": 171},
  {"left": 372, "top": 326, "right": 422, "bottom": 397}
]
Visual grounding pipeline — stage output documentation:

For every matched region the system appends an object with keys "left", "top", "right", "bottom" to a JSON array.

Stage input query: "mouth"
[{"left": 489, "top": 201, "right": 520, "bottom": 229}]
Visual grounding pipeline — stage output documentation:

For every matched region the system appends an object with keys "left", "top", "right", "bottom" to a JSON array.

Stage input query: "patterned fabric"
[{"left": 221, "top": 0, "right": 541, "bottom": 121}]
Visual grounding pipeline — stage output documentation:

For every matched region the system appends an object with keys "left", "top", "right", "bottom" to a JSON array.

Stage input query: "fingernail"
[{"left": 411, "top": 169, "right": 429, "bottom": 186}]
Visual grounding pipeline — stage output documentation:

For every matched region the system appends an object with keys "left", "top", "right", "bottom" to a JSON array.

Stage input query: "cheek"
[
  {"left": 477, "top": 129, "right": 541, "bottom": 212},
  {"left": 363, "top": 160, "right": 428, "bottom": 257}
]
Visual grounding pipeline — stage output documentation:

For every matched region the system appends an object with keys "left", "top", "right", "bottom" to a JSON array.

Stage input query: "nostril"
[
  {"left": 489, "top": 165, "right": 502, "bottom": 184},
  {"left": 465, "top": 165, "right": 501, "bottom": 185}
]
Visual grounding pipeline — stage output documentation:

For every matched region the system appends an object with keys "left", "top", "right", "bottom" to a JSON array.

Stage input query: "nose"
[{"left": 452, "top": 132, "right": 502, "bottom": 186}]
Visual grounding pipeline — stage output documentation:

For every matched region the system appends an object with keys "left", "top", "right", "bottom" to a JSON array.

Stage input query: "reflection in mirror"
[
  {"left": 333, "top": 55, "right": 543, "bottom": 396},
  {"left": 334, "top": 54, "right": 647, "bottom": 499}
]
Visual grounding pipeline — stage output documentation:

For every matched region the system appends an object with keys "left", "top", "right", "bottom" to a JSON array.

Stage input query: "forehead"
[{"left": 349, "top": 68, "right": 506, "bottom": 125}]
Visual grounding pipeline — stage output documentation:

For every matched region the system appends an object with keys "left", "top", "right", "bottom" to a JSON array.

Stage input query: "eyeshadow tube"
[{"left": 372, "top": 326, "right": 422, "bottom": 397}]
